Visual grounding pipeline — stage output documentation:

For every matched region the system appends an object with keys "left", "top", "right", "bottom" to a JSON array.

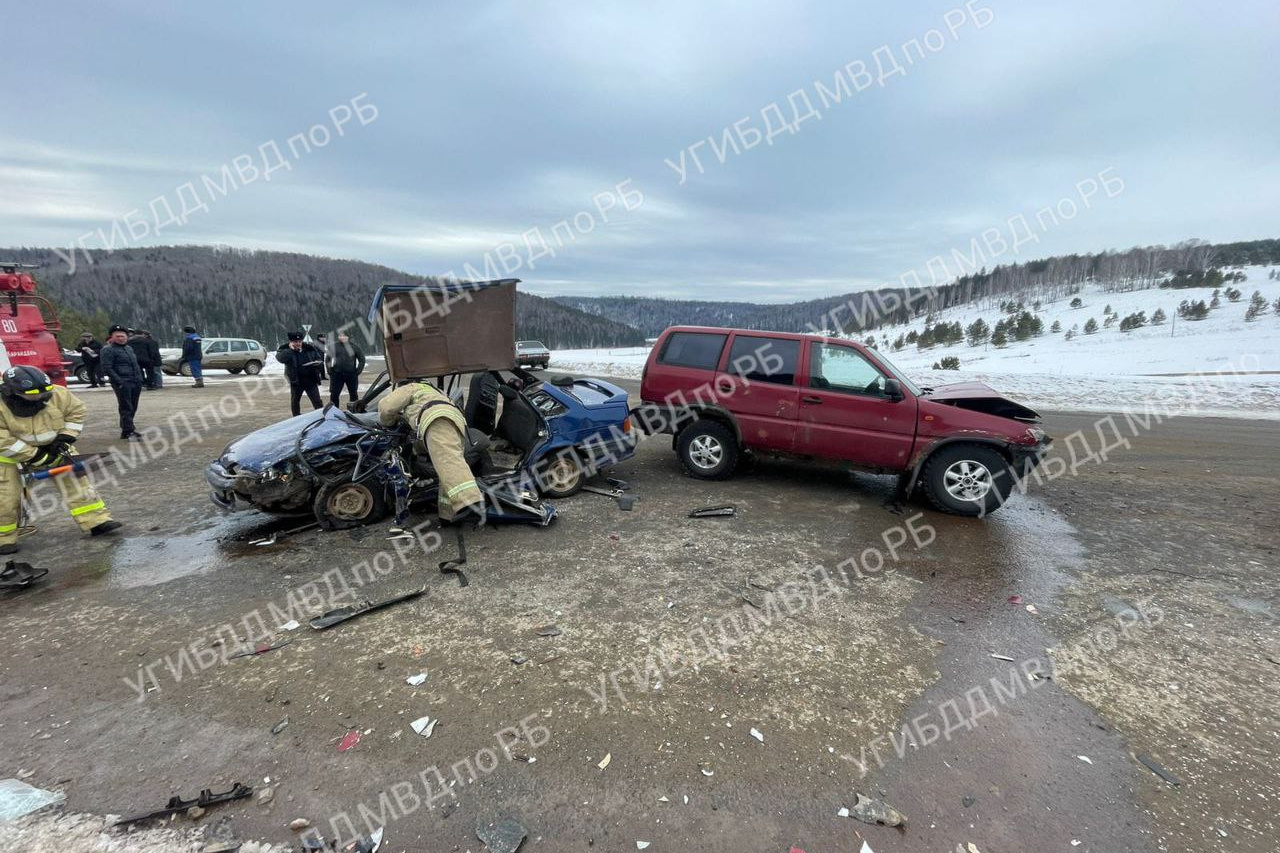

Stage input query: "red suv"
[{"left": 638, "top": 326, "right": 1051, "bottom": 516}]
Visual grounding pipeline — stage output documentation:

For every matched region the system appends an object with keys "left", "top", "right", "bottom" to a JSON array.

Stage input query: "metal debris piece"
[
  {"left": 309, "top": 586, "right": 426, "bottom": 630},
  {"left": 688, "top": 505, "right": 736, "bottom": 519},
  {"left": 476, "top": 817, "right": 527, "bottom": 853},
  {"left": 535, "top": 625, "right": 561, "bottom": 637},
  {"left": 581, "top": 485, "right": 636, "bottom": 511},
  {"left": 847, "top": 792, "right": 906, "bottom": 827},
  {"left": 230, "top": 640, "right": 292, "bottom": 659},
  {"left": 606, "top": 477, "right": 631, "bottom": 490},
  {"left": 438, "top": 526, "right": 469, "bottom": 587},
  {"left": 510, "top": 654, "right": 528, "bottom": 665},
  {"left": 0, "top": 560, "right": 49, "bottom": 590},
  {"left": 114, "top": 783, "right": 252, "bottom": 827},
  {"left": 406, "top": 672, "right": 428, "bottom": 687},
  {"left": 271, "top": 717, "right": 290, "bottom": 735},
  {"left": 989, "top": 654, "right": 1015, "bottom": 662},
  {"left": 410, "top": 717, "right": 438, "bottom": 738},
  {"left": 597, "top": 753, "right": 612, "bottom": 770},
  {"left": 1136, "top": 753, "right": 1181, "bottom": 786},
  {"left": 338, "top": 730, "right": 362, "bottom": 752}
]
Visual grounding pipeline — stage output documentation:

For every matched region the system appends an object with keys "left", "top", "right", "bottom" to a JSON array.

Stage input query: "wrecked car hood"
[
  {"left": 543, "top": 378, "right": 628, "bottom": 409},
  {"left": 923, "top": 381, "right": 1040, "bottom": 422},
  {"left": 221, "top": 409, "right": 380, "bottom": 472}
]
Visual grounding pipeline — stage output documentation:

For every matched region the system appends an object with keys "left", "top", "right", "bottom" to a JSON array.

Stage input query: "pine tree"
[
  {"left": 966, "top": 318, "right": 990, "bottom": 346},
  {"left": 1245, "top": 291, "right": 1268, "bottom": 321},
  {"left": 1070, "top": 297, "right": 1083, "bottom": 308},
  {"left": 991, "top": 328, "right": 1008, "bottom": 347},
  {"left": 1151, "top": 308, "right": 1167, "bottom": 325},
  {"left": 1050, "top": 320, "right": 1062, "bottom": 333},
  {"left": 1084, "top": 318, "right": 1099, "bottom": 334}
]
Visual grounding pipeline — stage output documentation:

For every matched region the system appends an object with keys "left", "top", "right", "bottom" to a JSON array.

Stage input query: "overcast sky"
[{"left": 3, "top": 1, "right": 1276, "bottom": 301}]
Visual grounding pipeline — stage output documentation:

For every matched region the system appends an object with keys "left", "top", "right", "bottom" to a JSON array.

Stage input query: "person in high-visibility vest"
[
  {"left": 0, "top": 366, "right": 122, "bottom": 554},
  {"left": 377, "top": 380, "right": 485, "bottom": 524}
]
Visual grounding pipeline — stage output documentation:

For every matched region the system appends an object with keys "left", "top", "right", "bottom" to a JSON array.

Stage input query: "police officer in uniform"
[{"left": 0, "top": 366, "right": 122, "bottom": 554}]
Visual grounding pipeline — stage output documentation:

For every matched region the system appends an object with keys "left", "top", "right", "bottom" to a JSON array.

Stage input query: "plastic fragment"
[
  {"left": 0, "top": 779, "right": 65, "bottom": 821},
  {"left": 406, "top": 672, "right": 428, "bottom": 687},
  {"left": 338, "top": 730, "right": 361, "bottom": 752},
  {"left": 1078, "top": 755, "right": 1093, "bottom": 765},
  {"left": 411, "top": 717, "right": 438, "bottom": 738},
  {"left": 597, "top": 753, "right": 611, "bottom": 770},
  {"left": 847, "top": 793, "right": 906, "bottom": 827},
  {"left": 476, "top": 817, "right": 527, "bottom": 853},
  {"left": 271, "top": 717, "right": 289, "bottom": 735},
  {"left": 749, "top": 728, "right": 764, "bottom": 743}
]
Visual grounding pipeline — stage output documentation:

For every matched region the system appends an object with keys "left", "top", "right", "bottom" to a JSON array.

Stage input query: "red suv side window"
[
  {"left": 658, "top": 331, "right": 727, "bottom": 370},
  {"left": 726, "top": 335, "right": 800, "bottom": 385},
  {"left": 807, "top": 342, "right": 887, "bottom": 396}
]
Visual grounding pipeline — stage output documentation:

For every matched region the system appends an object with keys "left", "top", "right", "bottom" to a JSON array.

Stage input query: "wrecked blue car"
[{"left": 206, "top": 279, "right": 636, "bottom": 528}]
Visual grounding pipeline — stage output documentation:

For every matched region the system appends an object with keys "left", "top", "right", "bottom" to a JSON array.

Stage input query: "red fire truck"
[{"left": 0, "top": 263, "right": 70, "bottom": 386}]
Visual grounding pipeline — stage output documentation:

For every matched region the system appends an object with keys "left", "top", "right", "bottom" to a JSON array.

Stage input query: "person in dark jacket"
[
  {"left": 325, "top": 331, "right": 366, "bottom": 407},
  {"left": 78, "top": 333, "right": 103, "bottom": 387},
  {"left": 128, "top": 330, "right": 163, "bottom": 390},
  {"left": 143, "top": 331, "right": 163, "bottom": 389},
  {"left": 276, "top": 332, "right": 325, "bottom": 417},
  {"left": 182, "top": 325, "right": 204, "bottom": 388},
  {"left": 100, "top": 325, "right": 144, "bottom": 439}
]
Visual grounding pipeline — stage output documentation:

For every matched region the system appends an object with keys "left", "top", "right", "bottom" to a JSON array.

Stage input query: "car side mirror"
[{"left": 883, "top": 378, "right": 904, "bottom": 401}]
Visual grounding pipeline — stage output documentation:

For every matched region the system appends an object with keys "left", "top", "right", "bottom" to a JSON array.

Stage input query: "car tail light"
[{"left": 622, "top": 416, "right": 632, "bottom": 433}]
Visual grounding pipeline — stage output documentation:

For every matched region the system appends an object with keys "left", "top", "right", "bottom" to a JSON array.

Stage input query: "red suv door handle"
[{"left": 801, "top": 395, "right": 823, "bottom": 404}]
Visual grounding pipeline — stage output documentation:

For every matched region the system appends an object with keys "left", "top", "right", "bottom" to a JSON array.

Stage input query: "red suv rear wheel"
[{"left": 677, "top": 420, "right": 739, "bottom": 480}]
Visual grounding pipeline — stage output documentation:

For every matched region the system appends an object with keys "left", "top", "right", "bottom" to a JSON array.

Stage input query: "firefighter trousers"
[
  {"left": 0, "top": 463, "right": 113, "bottom": 546},
  {"left": 423, "top": 420, "right": 482, "bottom": 521}
]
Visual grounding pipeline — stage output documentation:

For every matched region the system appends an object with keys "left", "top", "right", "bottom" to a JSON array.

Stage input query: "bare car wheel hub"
[{"left": 329, "top": 484, "right": 374, "bottom": 519}]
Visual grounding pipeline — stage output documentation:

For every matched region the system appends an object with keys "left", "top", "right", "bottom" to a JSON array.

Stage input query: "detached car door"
[
  {"left": 797, "top": 341, "right": 917, "bottom": 470},
  {"left": 719, "top": 333, "right": 801, "bottom": 453}
]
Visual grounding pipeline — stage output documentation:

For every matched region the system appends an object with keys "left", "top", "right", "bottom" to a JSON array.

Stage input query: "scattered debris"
[
  {"left": 860, "top": 843, "right": 876, "bottom": 853},
  {"left": 1025, "top": 604, "right": 1039, "bottom": 615},
  {"left": 688, "top": 505, "right": 736, "bottom": 519},
  {"left": 271, "top": 717, "right": 290, "bottom": 736},
  {"left": 636, "top": 842, "right": 650, "bottom": 850},
  {"left": 510, "top": 654, "right": 528, "bottom": 665},
  {"left": 597, "top": 753, "right": 612, "bottom": 770},
  {"left": 581, "top": 485, "right": 637, "bottom": 510},
  {"left": 1078, "top": 755, "right": 1093, "bottom": 765},
  {"left": 700, "top": 767, "right": 714, "bottom": 777},
  {"left": 1136, "top": 753, "right": 1181, "bottom": 786},
  {"left": 962, "top": 796, "right": 975, "bottom": 808},
  {"left": 310, "top": 586, "right": 426, "bottom": 630},
  {"left": 438, "top": 526, "right": 469, "bottom": 587},
  {"left": 606, "top": 477, "right": 631, "bottom": 490},
  {"left": 1007, "top": 594, "right": 1023, "bottom": 605},
  {"left": 837, "top": 807, "right": 850, "bottom": 818},
  {"left": 342, "top": 827, "right": 384, "bottom": 853},
  {"left": 535, "top": 625, "right": 562, "bottom": 637},
  {"left": 230, "top": 640, "right": 292, "bottom": 659},
  {"left": 290, "top": 818, "right": 312, "bottom": 831},
  {"left": 657, "top": 795, "right": 669, "bottom": 803},
  {"left": 0, "top": 778, "right": 65, "bottom": 821},
  {"left": 749, "top": 728, "right": 764, "bottom": 743},
  {"left": 114, "top": 783, "right": 252, "bottom": 826},
  {"left": 989, "top": 654, "right": 1015, "bottom": 662},
  {"left": 0, "top": 560, "right": 49, "bottom": 590},
  {"left": 846, "top": 793, "right": 907, "bottom": 827},
  {"left": 201, "top": 842, "right": 242, "bottom": 853},
  {"left": 966, "top": 844, "right": 982, "bottom": 853},
  {"left": 476, "top": 816, "right": 527, "bottom": 853},
  {"left": 406, "top": 672, "right": 428, "bottom": 687},
  {"left": 249, "top": 522, "right": 320, "bottom": 547},
  {"left": 410, "top": 716, "right": 438, "bottom": 738},
  {"left": 338, "top": 730, "right": 362, "bottom": 752},
  {"left": 256, "top": 786, "right": 275, "bottom": 805},
  {"left": 277, "top": 620, "right": 300, "bottom": 631}
]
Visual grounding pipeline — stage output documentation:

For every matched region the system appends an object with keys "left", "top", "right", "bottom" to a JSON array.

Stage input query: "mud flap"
[
  {"left": 0, "top": 560, "right": 49, "bottom": 590},
  {"left": 478, "top": 481, "right": 557, "bottom": 526},
  {"left": 309, "top": 586, "right": 427, "bottom": 630}
]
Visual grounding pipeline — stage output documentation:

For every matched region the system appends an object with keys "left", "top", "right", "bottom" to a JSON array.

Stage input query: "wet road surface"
[{"left": 1, "top": 375, "right": 1276, "bottom": 853}]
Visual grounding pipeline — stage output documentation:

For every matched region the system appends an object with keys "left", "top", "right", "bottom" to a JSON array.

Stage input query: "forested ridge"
[{"left": 2, "top": 245, "right": 646, "bottom": 349}]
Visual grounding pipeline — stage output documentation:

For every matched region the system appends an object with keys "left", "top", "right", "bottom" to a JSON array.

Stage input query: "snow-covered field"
[{"left": 551, "top": 266, "right": 1280, "bottom": 419}]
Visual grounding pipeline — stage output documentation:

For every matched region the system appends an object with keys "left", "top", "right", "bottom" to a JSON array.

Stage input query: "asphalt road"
[{"left": 1, "top": 371, "right": 1276, "bottom": 853}]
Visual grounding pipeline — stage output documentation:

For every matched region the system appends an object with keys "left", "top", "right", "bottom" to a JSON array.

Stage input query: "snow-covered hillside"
[{"left": 550, "top": 265, "right": 1280, "bottom": 419}]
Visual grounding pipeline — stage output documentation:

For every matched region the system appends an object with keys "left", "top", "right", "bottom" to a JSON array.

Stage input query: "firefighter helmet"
[{"left": 2, "top": 365, "right": 54, "bottom": 405}]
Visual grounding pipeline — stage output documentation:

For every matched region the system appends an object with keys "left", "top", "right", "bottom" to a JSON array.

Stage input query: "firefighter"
[
  {"left": 0, "top": 366, "right": 121, "bottom": 554},
  {"left": 377, "top": 381, "right": 484, "bottom": 524}
]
